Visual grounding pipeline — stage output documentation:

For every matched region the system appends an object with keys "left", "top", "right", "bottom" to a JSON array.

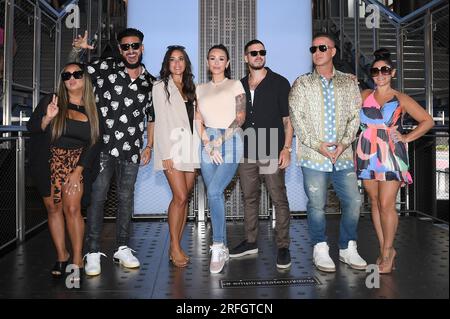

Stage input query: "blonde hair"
[{"left": 51, "top": 63, "right": 99, "bottom": 146}]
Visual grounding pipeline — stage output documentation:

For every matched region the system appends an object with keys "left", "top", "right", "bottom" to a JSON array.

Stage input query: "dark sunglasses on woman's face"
[
  {"left": 370, "top": 66, "right": 392, "bottom": 77},
  {"left": 61, "top": 70, "right": 84, "bottom": 81},
  {"left": 120, "top": 42, "right": 142, "bottom": 51},
  {"left": 248, "top": 50, "right": 267, "bottom": 57},
  {"left": 309, "top": 44, "right": 332, "bottom": 54}
]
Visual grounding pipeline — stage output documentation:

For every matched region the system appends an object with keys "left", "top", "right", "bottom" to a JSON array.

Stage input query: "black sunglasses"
[
  {"left": 120, "top": 42, "right": 142, "bottom": 51},
  {"left": 248, "top": 50, "right": 267, "bottom": 57},
  {"left": 61, "top": 70, "right": 84, "bottom": 81},
  {"left": 309, "top": 45, "right": 333, "bottom": 54},
  {"left": 370, "top": 66, "right": 393, "bottom": 77}
]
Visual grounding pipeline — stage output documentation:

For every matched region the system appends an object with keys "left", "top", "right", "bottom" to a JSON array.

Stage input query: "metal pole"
[
  {"left": 97, "top": 0, "right": 103, "bottom": 56},
  {"left": 2, "top": 0, "right": 15, "bottom": 126},
  {"left": 354, "top": 0, "right": 360, "bottom": 78},
  {"left": 54, "top": 20, "right": 62, "bottom": 91},
  {"left": 318, "top": 0, "right": 323, "bottom": 31},
  {"left": 339, "top": 0, "right": 345, "bottom": 60},
  {"left": 197, "top": 176, "right": 206, "bottom": 222},
  {"left": 16, "top": 113, "right": 26, "bottom": 242},
  {"left": 424, "top": 10, "right": 434, "bottom": 116},
  {"left": 326, "top": 0, "right": 331, "bottom": 33},
  {"left": 33, "top": 4, "right": 42, "bottom": 110},
  {"left": 106, "top": 0, "right": 111, "bottom": 42},
  {"left": 373, "top": 19, "right": 379, "bottom": 53},
  {"left": 396, "top": 26, "right": 404, "bottom": 92},
  {"left": 87, "top": 0, "right": 92, "bottom": 61}
]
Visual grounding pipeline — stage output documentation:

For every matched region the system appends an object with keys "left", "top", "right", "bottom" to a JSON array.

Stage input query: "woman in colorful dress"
[{"left": 356, "top": 48, "right": 434, "bottom": 274}]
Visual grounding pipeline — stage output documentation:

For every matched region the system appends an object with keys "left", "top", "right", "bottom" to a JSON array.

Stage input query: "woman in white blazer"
[{"left": 152, "top": 45, "right": 199, "bottom": 268}]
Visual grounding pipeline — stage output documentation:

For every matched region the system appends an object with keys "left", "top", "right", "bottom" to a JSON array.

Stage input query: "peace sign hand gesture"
[{"left": 46, "top": 94, "right": 59, "bottom": 120}]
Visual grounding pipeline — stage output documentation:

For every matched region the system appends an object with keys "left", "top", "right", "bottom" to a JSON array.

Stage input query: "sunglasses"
[
  {"left": 120, "top": 42, "right": 142, "bottom": 51},
  {"left": 309, "top": 45, "right": 333, "bottom": 54},
  {"left": 370, "top": 66, "right": 393, "bottom": 77},
  {"left": 248, "top": 50, "right": 267, "bottom": 57},
  {"left": 61, "top": 70, "right": 84, "bottom": 81}
]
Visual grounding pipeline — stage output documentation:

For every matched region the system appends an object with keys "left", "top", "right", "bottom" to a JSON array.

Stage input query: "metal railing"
[
  {"left": 1, "top": 0, "right": 127, "bottom": 253},
  {"left": 0, "top": 120, "right": 49, "bottom": 251},
  {"left": 324, "top": 0, "right": 448, "bottom": 122},
  {"left": 2, "top": 0, "right": 127, "bottom": 127}
]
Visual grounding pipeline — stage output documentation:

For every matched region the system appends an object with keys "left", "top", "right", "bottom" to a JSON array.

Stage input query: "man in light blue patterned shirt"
[{"left": 289, "top": 33, "right": 367, "bottom": 273}]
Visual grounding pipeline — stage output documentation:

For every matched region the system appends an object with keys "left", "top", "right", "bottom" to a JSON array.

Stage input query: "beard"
[
  {"left": 249, "top": 62, "right": 265, "bottom": 71},
  {"left": 121, "top": 53, "right": 143, "bottom": 69}
]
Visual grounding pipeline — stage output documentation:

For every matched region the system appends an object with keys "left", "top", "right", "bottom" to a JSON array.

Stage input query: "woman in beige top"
[
  {"left": 153, "top": 45, "right": 198, "bottom": 268},
  {"left": 195, "top": 44, "right": 246, "bottom": 274}
]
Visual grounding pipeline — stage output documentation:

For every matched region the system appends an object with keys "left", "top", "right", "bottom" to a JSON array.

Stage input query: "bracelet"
[{"left": 145, "top": 145, "right": 152, "bottom": 150}]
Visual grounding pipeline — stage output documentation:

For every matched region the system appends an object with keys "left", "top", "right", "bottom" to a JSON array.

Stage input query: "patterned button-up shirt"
[
  {"left": 87, "top": 58, "right": 155, "bottom": 164},
  {"left": 300, "top": 73, "right": 354, "bottom": 172}
]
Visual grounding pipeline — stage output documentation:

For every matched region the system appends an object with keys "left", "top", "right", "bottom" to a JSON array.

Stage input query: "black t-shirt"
[{"left": 241, "top": 68, "right": 291, "bottom": 160}]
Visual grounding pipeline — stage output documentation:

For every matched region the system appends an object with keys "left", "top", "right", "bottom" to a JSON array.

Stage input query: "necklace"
[{"left": 248, "top": 73, "right": 265, "bottom": 90}]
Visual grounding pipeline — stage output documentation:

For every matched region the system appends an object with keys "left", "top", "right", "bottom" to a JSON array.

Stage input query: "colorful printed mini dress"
[{"left": 356, "top": 92, "right": 412, "bottom": 184}]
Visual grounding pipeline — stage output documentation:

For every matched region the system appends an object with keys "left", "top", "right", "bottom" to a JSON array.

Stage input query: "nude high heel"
[{"left": 379, "top": 248, "right": 396, "bottom": 274}]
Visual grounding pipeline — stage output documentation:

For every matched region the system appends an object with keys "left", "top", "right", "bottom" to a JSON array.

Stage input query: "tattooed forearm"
[
  {"left": 194, "top": 110, "right": 210, "bottom": 145},
  {"left": 283, "top": 116, "right": 294, "bottom": 139},
  {"left": 219, "top": 93, "right": 246, "bottom": 143}
]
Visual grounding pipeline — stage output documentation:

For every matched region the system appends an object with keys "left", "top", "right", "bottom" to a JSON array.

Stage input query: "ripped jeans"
[{"left": 302, "top": 167, "right": 361, "bottom": 249}]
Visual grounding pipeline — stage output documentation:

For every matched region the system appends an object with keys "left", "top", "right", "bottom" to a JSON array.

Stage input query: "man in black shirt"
[
  {"left": 229, "top": 40, "right": 294, "bottom": 269},
  {"left": 70, "top": 28, "right": 154, "bottom": 276}
]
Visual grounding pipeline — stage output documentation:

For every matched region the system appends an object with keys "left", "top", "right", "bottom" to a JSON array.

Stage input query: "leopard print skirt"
[{"left": 50, "top": 147, "right": 83, "bottom": 204}]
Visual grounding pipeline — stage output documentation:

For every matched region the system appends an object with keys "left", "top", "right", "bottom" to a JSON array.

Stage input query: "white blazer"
[{"left": 152, "top": 77, "right": 200, "bottom": 171}]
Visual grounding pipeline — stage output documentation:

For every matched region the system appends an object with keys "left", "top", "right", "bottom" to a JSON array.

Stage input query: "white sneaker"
[
  {"left": 84, "top": 252, "right": 107, "bottom": 276},
  {"left": 113, "top": 246, "right": 140, "bottom": 268},
  {"left": 209, "top": 243, "right": 229, "bottom": 274},
  {"left": 339, "top": 240, "right": 367, "bottom": 270},
  {"left": 313, "top": 242, "right": 336, "bottom": 272}
]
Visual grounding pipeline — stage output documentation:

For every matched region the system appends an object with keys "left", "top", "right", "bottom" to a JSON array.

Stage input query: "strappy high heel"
[
  {"left": 51, "top": 253, "right": 70, "bottom": 278},
  {"left": 379, "top": 248, "right": 396, "bottom": 274},
  {"left": 169, "top": 250, "right": 188, "bottom": 268},
  {"left": 169, "top": 255, "right": 188, "bottom": 268}
]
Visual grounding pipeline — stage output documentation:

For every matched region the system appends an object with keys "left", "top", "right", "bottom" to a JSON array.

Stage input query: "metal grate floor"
[{"left": 0, "top": 215, "right": 448, "bottom": 299}]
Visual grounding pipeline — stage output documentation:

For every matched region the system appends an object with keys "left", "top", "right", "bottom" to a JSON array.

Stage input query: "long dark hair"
[
  {"left": 207, "top": 44, "right": 231, "bottom": 79},
  {"left": 52, "top": 62, "right": 99, "bottom": 146},
  {"left": 159, "top": 46, "right": 196, "bottom": 103}
]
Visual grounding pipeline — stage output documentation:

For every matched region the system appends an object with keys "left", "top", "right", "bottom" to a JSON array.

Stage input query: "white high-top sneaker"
[
  {"left": 313, "top": 242, "right": 336, "bottom": 272},
  {"left": 113, "top": 246, "right": 140, "bottom": 268},
  {"left": 339, "top": 240, "right": 367, "bottom": 270},
  {"left": 84, "top": 252, "right": 107, "bottom": 276},
  {"left": 209, "top": 243, "right": 229, "bottom": 274}
]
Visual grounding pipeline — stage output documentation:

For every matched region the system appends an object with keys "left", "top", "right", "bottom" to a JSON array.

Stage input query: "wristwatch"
[{"left": 284, "top": 145, "right": 292, "bottom": 153}]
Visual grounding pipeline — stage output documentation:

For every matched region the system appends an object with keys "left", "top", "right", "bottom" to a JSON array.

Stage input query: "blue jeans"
[
  {"left": 86, "top": 152, "right": 139, "bottom": 252},
  {"left": 302, "top": 167, "right": 361, "bottom": 249},
  {"left": 200, "top": 128, "right": 243, "bottom": 245}
]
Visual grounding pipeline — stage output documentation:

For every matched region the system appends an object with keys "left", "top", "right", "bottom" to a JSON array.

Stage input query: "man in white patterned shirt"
[
  {"left": 289, "top": 33, "right": 367, "bottom": 273},
  {"left": 70, "top": 28, "right": 155, "bottom": 276}
]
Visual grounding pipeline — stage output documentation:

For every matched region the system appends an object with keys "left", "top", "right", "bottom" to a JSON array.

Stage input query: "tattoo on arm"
[
  {"left": 221, "top": 93, "right": 246, "bottom": 142},
  {"left": 195, "top": 110, "right": 210, "bottom": 145},
  {"left": 282, "top": 116, "right": 294, "bottom": 149}
]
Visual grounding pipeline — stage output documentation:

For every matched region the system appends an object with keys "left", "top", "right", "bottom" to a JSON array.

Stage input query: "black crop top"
[{"left": 52, "top": 103, "right": 91, "bottom": 150}]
